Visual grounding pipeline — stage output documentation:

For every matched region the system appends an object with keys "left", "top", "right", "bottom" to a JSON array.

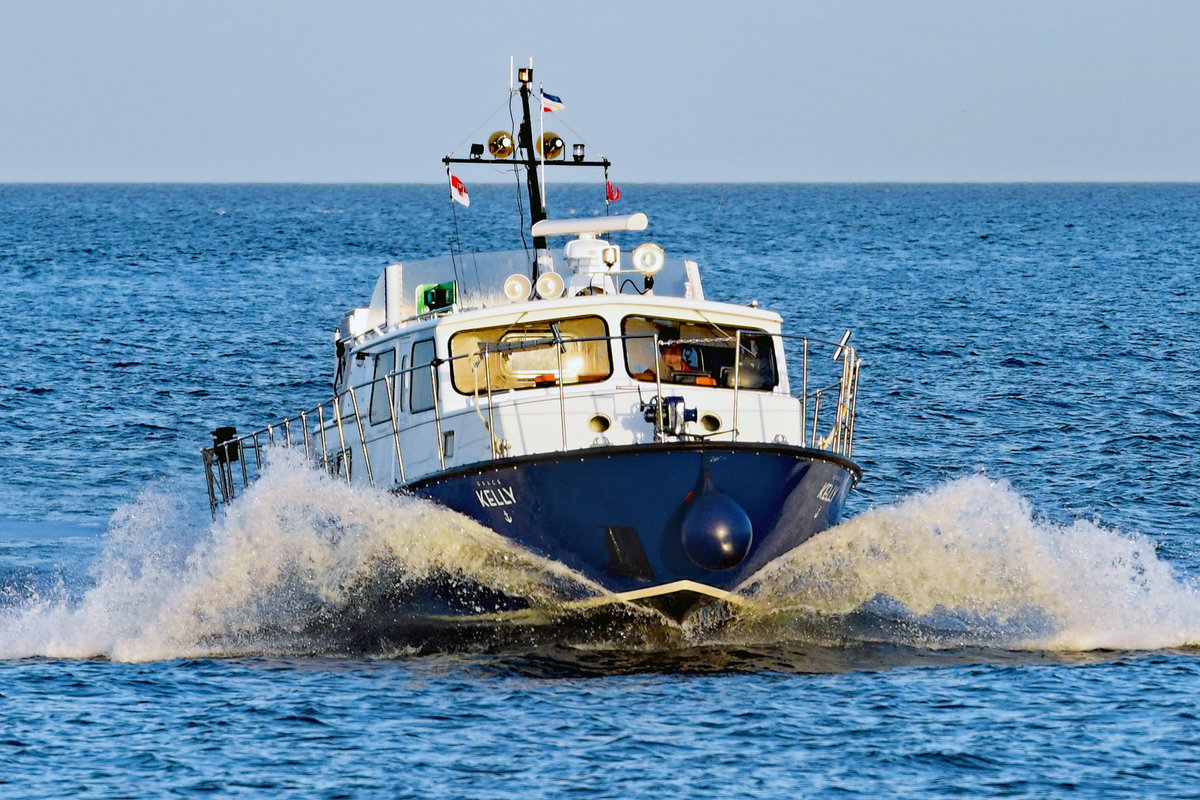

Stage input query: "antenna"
[{"left": 538, "top": 81, "right": 547, "bottom": 218}]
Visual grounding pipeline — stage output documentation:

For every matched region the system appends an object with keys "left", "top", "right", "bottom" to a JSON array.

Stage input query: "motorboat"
[{"left": 203, "top": 62, "right": 862, "bottom": 621}]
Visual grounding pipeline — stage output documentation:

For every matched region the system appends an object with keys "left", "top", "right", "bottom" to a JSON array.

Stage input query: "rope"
[
  {"left": 446, "top": 94, "right": 516, "bottom": 159},
  {"left": 509, "top": 94, "right": 530, "bottom": 252},
  {"left": 446, "top": 165, "right": 463, "bottom": 290}
]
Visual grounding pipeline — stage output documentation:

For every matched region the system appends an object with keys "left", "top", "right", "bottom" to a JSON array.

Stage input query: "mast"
[
  {"left": 515, "top": 69, "right": 548, "bottom": 254},
  {"left": 442, "top": 63, "right": 612, "bottom": 281}
]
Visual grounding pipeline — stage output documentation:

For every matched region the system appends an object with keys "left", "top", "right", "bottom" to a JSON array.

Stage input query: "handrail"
[
  {"left": 733, "top": 329, "right": 741, "bottom": 441},
  {"left": 431, "top": 362, "right": 446, "bottom": 471},
  {"left": 201, "top": 330, "right": 859, "bottom": 515},
  {"left": 383, "top": 373, "right": 405, "bottom": 483}
]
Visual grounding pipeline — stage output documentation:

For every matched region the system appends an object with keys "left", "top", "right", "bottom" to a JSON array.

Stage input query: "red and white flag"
[
  {"left": 606, "top": 181, "right": 621, "bottom": 203},
  {"left": 449, "top": 174, "right": 470, "bottom": 207}
]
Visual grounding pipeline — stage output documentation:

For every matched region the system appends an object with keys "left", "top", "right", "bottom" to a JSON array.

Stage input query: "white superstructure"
[{"left": 298, "top": 218, "right": 858, "bottom": 492}]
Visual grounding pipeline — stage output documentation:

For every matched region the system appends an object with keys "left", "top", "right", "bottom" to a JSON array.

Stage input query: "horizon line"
[{"left": 3, "top": 180, "right": 1199, "bottom": 187}]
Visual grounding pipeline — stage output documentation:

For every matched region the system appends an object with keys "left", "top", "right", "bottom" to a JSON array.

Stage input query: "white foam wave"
[
  {"left": 736, "top": 474, "right": 1200, "bottom": 650},
  {"left": 6, "top": 463, "right": 1197, "bottom": 661},
  {"left": 0, "top": 449, "right": 604, "bottom": 662}
]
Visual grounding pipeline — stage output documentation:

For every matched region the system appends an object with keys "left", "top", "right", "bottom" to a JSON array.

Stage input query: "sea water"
[{"left": 2, "top": 183, "right": 1199, "bottom": 797}]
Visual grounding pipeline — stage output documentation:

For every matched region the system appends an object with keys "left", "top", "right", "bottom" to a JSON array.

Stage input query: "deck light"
[
  {"left": 469, "top": 143, "right": 485, "bottom": 160},
  {"left": 535, "top": 271, "right": 566, "bottom": 299},
  {"left": 572, "top": 143, "right": 585, "bottom": 162},
  {"left": 631, "top": 242, "right": 665, "bottom": 276},
  {"left": 503, "top": 273, "right": 532, "bottom": 302}
]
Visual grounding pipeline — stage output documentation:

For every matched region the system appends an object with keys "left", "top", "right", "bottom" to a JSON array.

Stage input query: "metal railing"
[
  {"left": 201, "top": 331, "right": 860, "bottom": 515},
  {"left": 203, "top": 357, "right": 440, "bottom": 516}
]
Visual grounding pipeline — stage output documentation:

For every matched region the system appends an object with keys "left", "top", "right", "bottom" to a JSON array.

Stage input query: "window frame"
[
  {"left": 620, "top": 315, "right": 779, "bottom": 391},
  {"left": 448, "top": 315, "right": 613, "bottom": 396},
  {"left": 409, "top": 338, "right": 437, "bottom": 413},
  {"left": 368, "top": 347, "right": 397, "bottom": 426}
]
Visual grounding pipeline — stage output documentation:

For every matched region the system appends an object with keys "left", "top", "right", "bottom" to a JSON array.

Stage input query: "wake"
[
  {"left": 730, "top": 474, "right": 1200, "bottom": 651},
  {"left": 0, "top": 450, "right": 620, "bottom": 661},
  {"left": 2, "top": 453, "right": 1197, "bottom": 662}
]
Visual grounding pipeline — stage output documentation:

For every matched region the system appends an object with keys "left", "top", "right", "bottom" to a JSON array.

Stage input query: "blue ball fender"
[{"left": 680, "top": 472, "right": 753, "bottom": 571}]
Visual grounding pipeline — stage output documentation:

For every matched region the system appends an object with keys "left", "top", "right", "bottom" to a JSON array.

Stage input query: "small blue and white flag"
[{"left": 540, "top": 90, "right": 564, "bottom": 113}]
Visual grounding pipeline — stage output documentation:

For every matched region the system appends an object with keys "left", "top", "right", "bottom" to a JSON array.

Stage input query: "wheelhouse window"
[
  {"left": 410, "top": 339, "right": 436, "bottom": 412},
  {"left": 368, "top": 348, "right": 396, "bottom": 425},
  {"left": 449, "top": 316, "right": 612, "bottom": 394},
  {"left": 622, "top": 316, "right": 778, "bottom": 390}
]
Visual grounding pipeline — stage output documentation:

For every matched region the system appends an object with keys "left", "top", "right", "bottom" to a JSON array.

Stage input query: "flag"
[
  {"left": 606, "top": 181, "right": 621, "bottom": 203},
  {"left": 449, "top": 174, "right": 469, "bottom": 207},
  {"left": 540, "top": 90, "right": 564, "bottom": 113}
]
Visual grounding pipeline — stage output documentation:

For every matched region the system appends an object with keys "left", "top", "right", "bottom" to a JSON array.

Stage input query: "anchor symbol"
[{"left": 503, "top": 510, "right": 513, "bottom": 523}]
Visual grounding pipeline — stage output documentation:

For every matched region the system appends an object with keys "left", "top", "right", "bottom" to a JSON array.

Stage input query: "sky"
[{"left": 1, "top": 0, "right": 1197, "bottom": 183}]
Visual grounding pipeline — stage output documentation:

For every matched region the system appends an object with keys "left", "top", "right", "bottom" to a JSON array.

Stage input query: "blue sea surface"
[{"left": 2, "top": 183, "right": 1199, "bottom": 798}]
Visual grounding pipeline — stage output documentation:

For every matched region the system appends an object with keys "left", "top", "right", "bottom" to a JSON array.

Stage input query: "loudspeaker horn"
[
  {"left": 488, "top": 130, "right": 514, "bottom": 159},
  {"left": 538, "top": 133, "right": 564, "bottom": 160}
]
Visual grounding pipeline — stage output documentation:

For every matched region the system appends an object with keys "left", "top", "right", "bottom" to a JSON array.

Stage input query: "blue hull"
[{"left": 405, "top": 443, "right": 859, "bottom": 599}]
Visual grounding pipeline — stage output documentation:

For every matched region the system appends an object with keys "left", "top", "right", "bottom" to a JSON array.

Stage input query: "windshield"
[
  {"left": 622, "top": 315, "right": 778, "bottom": 390},
  {"left": 449, "top": 316, "right": 612, "bottom": 394}
]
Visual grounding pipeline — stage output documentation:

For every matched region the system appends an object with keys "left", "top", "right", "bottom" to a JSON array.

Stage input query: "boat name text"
[{"left": 476, "top": 486, "right": 517, "bottom": 508}]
